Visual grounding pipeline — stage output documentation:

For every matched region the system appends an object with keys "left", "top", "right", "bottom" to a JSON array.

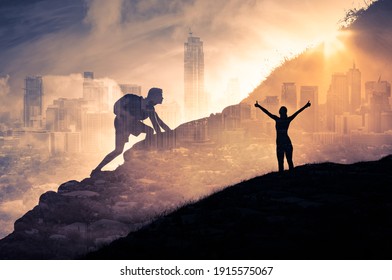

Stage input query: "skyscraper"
[
  {"left": 365, "top": 79, "right": 391, "bottom": 132},
  {"left": 184, "top": 31, "right": 206, "bottom": 121},
  {"left": 24, "top": 75, "right": 43, "bottom": 128},
  {"left": 347, "top": 63, "right": 361, "bottom": 113},
  {"left": 326, "top": 73, "right": 349, "bottom": 131},
  {"left": 45, "top": 98, "right": 86, "bottom": 132},
  {"left": 281, "top": 82, "right": 297, "bottom": 112},
  {"left": 83, "top": 71, "right": 109, "bottom": 112},
  {"left": 299, "top": 86, "right": 318, "bottom": 132},
  {"left": 119, "top": 84, "right": 141, "bottom": 96}
]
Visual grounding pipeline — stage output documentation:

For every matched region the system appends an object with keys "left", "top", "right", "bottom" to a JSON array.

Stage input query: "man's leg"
[
  {"left": 138, "top": 123, "right": 154, "bottom": 148},
  {"left": 91, "top": 134, "right": 127, "bottom": 176}
]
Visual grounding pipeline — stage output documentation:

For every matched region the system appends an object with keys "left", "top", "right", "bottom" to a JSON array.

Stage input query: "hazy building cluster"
[
  {"left": 0, "top": 70, "right": 183, "bottom": 157},
  {"left": 154, "top": 62, "right": 392, "bottom": 167},
  {"left": 0, "top": 33, "right": 217, "bottom": 157},
  {"left": 2, "top": 42, "right": 392, "bottom": 160},
  {"left": 251, "top": 63, "right": 392, "bottom": 148}
]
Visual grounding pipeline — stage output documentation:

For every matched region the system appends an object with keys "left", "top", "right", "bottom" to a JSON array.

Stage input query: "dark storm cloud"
[{"left": 0, "top": 0, "right": 87, "bottom": 51}]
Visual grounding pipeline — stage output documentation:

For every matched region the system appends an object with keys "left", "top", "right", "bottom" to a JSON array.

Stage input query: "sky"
[{"left": 0, "top": 0, "right": 373, "bottom": 116}]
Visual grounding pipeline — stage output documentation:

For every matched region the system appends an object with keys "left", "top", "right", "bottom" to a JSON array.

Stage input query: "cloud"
[
  {"left": 0, "top": 0, "right": 372, "bottom": 115},
  {"left": 84, "top": 0, "right": 123, "bottom": 34}
]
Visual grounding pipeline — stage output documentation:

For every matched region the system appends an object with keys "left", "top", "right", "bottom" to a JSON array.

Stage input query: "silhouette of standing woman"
[{"left": 254, "top": 100, "right": 311, "bottom": 173}]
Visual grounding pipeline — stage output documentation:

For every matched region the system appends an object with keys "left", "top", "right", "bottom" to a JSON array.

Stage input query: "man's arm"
[
  {"left": 149, "top": 111, "right": 162, "bottom": 133},
  {"left": 149, "top": 111, "right": 171, "bottom": 133},
  {"left": 254, "top": 101, "right": 278, "bottom": 120},
  {"left": 289, "top": 100, "right": 311, "bottom": 120},
  {"left": 155, "top": 113, "right": 171, "bottom": 131}
]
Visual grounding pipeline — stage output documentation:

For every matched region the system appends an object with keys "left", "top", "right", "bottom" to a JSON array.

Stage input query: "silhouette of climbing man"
[
  {"left": 91, "top": 87, "right": 171, "bottom": 176},
  {"left": 254, "top": 100, "right": 311, "bottom": 173}
]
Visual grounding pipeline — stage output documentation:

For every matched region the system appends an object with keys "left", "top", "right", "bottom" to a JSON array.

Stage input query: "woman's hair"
[{"left": 279, "top": 106, "right": 287, "bottom": 116}]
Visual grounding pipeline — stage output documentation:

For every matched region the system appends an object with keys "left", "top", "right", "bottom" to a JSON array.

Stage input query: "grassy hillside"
[{"left": 86, "top": 155, "right": 392, "bottom": 260}]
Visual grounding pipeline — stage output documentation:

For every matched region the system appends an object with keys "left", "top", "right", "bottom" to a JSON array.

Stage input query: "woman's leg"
[
  {"left": 277, "top": 146, "right": 285, "bottom": 172},
  {"left": 286, "top": 144, "right": 294, "bottom": 170}
]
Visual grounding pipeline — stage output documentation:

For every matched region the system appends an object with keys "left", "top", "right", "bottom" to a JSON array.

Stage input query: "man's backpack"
[{"left": 113, "top": 94, "right": 142, "bottom": 119}]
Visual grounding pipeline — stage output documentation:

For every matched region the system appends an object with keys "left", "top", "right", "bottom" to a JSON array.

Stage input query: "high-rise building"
[
  {"left": 65, "top": 132, "right": 82, "bottom": 154},
  {"left": 84, "top": 71, "right": 94, "bottom": 80},
  {"left": 335, "top": 113, "right": 362, "bottom": 135},
  {"left": 326, "top": 73, "right": 349, "bottom": 131},
  {"left": 155, "top": 101, "right": 181, "bottom": 129},
  {"left": 50, "top": 132, "right": 66, "bottom": 154},
  {"left": 222, "top": 103, "right": 251, "bottom": 130},
  {"left": 299, "top": 86, "right": 318, "bottom": 132},
  {"left": 365, "top": 80, "right": 391, "bottom": 111},
  {"left": 281, "top": 82, "right": 297, "bottom": 112},
  {"left": 260, "top": 96, "right": 279, "bottom": 135},
  {"left": 81, "top": 111, "right": 113, "bottom": 152},
  {"left": 381, "top": 112, "right": 392, "bottom": 132},
  {"left": 347, "top": 63, "right": 361, "bottom": 113},
  {"left": 262, "top": 96, "right": 280, "bottom": 110},
  {"left": 111, "top": 84, "right": 141, "bottom": 111},
  {"left": 365, "top": 80, "right": 391, "bottom": 132},
  {"left": 45, "top": 98, "right": 87, "bottom": 132},
  {"left": 24, "top": 76, "right": 43, "bottom": 128},
  {"left": 83, "top": 71, "right": 109, "bottom": 112},
  {"left": 184, "top": 31, "right": 206, "bottom": 121},
  {"left": 119, "top": 84, "right": 141, "bottom": 96},
  {"left": 332, "top": 73, "right": 349, "bottom": 113}
]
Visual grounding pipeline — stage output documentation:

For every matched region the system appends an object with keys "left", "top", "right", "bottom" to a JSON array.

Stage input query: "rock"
[
  {"left": 58, "top": 180, "right": 80, "bottom": 193},
  {"left": 24, "top": 228, "right": 39, "bottom": 235},
  {"left": 49, "top": 234, "right": 67, "bottom": 241},
  {"left": 61, "top": 191, "right": 100, "bottom": 198},
  {"left": 94, "top": 180, "right": 107, "bottom": 187}
]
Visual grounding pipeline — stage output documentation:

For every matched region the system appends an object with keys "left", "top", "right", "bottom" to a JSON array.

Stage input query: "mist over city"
[{"left": 1, "top": 0, "right": 391, "bottom": 252}]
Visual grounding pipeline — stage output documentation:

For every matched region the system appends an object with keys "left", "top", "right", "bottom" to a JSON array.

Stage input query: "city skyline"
[
  {"left": 0, "top": 0, "right": 373, "bottom": 118},
  {"left": 1, "top": 1, "right": 392, "bottom": 265},
  {"left": 2, "top": 60, "right": 390, "bottom": 159}
]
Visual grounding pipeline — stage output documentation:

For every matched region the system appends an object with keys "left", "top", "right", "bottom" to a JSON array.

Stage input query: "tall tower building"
[
  {"left": 365, "top": 79, "right": 391, "bottom": 132},
  {"left": 299, "top": 86, "right": 318, "bottom": 132},
  {"left": 281, "top": 82, "right": 297, "bottom": 112},
  {"left": 184, "top": 31, "right": 206, "bottom": 121},
  {"left": 24, "top": 75, "right": 43, "bottom": 128},
  {"left": 83, "top": 71, "right": 109, "bottom": 112},
  {"left": 332, "top": 73, "right": 349, "bottom": 113},
  {"left": 81, "top": 111, "right": 113, "bottom": 152},
  {"left": 326, "top": 73, "right": 349, "bottom": 131},
  {"left": 45, "top": 98, "right": 86, "bottom": 132},
  {"left": 119, "top": 84, "right": 141, "bottom": 96},
  {"left": 259, "top": 96, "right": 279, "bottom": 134},
  {"left": 155, "top": 101, "right": 181, "bottom": 129},
  {"left": 347, "top": 63, "right": 361, "bottom": 113}
]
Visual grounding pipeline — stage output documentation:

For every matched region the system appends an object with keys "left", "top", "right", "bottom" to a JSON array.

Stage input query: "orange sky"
[{"left": 0, "top": 0, "right": 374, "bottom": 117}]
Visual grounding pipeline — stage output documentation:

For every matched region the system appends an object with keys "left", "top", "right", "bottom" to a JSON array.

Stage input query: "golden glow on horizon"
[{"left": 320, "top": 30, "right": 351, "bottom": 57}]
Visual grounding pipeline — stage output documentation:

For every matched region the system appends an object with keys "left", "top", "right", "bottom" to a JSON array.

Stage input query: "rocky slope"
[
  {"left": 0, "top": 128, "right": 280, "bottom": 260},
  {"left": 1, "top": 0, "right": 392, "bottom": 260},
  {"left": 86, "top": 155, "right": 392, "bottom": 260}
]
